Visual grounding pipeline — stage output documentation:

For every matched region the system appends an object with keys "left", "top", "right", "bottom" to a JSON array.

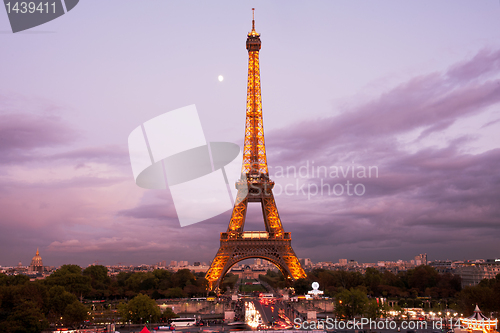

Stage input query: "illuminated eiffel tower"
[{"left": 205, "top": 10, "right": 306, "bottom": 292}]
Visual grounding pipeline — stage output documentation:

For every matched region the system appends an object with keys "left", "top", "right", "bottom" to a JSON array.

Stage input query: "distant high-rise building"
[
  {"left": 300, "top": 258, "right": 312, "bottom": 267},
  {"left": 194, "top": 262, "right": 201, "bottom": 266},
  {"left": 170, "top": 260, "right": 178, "bottom": 267},
  {"left": 339, "top": 259, "right": 348, "bottom": 265},
  {"left": 414, "top": 253, "right": 427, "bottom": 266}
]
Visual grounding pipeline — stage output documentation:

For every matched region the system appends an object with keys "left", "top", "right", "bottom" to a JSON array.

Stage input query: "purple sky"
[{"left": 1, "top": 1, "right": 500, "bottom": 267}]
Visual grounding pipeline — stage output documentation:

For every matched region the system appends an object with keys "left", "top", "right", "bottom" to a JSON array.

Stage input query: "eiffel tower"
[{"left": 205, "top": 10, "right": 306, "bottom": 292}]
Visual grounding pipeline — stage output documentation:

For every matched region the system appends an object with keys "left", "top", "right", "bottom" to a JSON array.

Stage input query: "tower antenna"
[{"left": 252, "top": 8, "right": 255, "bottom": 31}]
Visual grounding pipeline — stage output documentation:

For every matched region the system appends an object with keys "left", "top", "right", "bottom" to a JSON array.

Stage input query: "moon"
[{"left": 218, "top": 75, "right": 224, "bottom": 82}]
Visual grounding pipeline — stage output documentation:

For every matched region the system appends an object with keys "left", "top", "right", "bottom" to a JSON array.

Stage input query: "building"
[
  {"left": 429, "top": 260, "right": 454, "bottom": 273},
  {"left": 230, "top": 265, "right": 266, "bottom": 279},
  {"left": 300, "top": 258, "right": 313, "bottom": 268},
  {"left": 29, "top": 248, "right": 44, "bottom": 273},
  {"left": 414, "top": 253, "right": 428, "bottom": 266},
  {"left": 454, "top": 259, "right": 500, "bottom": 287}
]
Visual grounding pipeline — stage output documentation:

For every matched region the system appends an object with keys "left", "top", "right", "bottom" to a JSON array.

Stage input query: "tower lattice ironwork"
[{"left": 205, "top": 10, "right": 306, "bottom": 292}]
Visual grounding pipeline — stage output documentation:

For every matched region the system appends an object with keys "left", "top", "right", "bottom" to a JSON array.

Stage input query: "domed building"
[{"left": 29, "top": 248, "right": 44, "bottom": 273}]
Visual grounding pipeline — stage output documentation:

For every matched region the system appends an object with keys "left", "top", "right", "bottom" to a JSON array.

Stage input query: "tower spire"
[{"left": 252, "top": 8, "right": 255, "bottom": 32}]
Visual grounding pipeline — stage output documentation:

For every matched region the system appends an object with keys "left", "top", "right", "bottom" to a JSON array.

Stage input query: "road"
[
  {"left": 253, "top": 299, "right": 276, "bottom": 325},
  {"left": 246, "top": 298, "right": 293, "bottom": 330}
]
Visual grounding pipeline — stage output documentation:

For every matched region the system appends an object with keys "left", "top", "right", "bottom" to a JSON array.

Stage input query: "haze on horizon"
[{"left": 1, "top": 1, "right": 499, "bottom": 268}]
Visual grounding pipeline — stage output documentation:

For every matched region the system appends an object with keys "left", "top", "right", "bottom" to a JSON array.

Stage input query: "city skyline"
[
  {"left": 1, "top": 246, "right": 497, "bottom": 270},
  {"left": 0, "top": 248, "right": 469, "bottom": 269},
  {"left": 1, "top": 1, "right": 500, "bottom": 267}
]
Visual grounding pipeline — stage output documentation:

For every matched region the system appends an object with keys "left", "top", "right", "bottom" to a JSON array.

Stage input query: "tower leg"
[{"left": 206, "top": 237, "right": 306, "bottom": 293}]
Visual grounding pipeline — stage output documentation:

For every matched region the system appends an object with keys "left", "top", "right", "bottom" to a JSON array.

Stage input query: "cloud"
[
  {"left": 267, "top": 48, "right": 500, "bottom": 165},
  {"left": 447, "top": 48, "right": 500, "bottom": 83},
  {"left": 117, "top": 203, "right": 178, "bottom": 221},
  {"left": 271, "top": 145, "right": 500, "bottom": 258},
  {"left": 46, "top": 237, "right": 169, "bottom": 253},
  {"left": 0, "top": 113, "right": 76, "bottom": 164},
  {"left": 49, "top": 146, "right": 130, "bottom": 165},
  {"left": 481, "top": 118, "right": 500, "bottom": 129}
]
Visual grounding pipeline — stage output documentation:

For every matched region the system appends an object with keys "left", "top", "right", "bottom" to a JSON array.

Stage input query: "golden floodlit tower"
[{"left": 205, "top": 9, "right": 306, "bottom": 292}]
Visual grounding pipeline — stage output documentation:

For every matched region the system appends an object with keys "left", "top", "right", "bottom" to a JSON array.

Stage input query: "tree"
[
  {"left": 293, "top": 278, "right": 310, "bottom": 295},
  {"left": 259, "top": 270, "right": 286, "bottom": 290},
  {"left": 124, "top": 272, "right": 146, "bottom": 295},
  {"left": 48, "top": 286, "right": 77, "bottom": 310},
  {"left": 365, "top": 299, "right": 383, "bottom": 319},
  {"left": 63, "top": 300, "right": 88, "bottom": 327},
  {"left": 44, "top": 265, "right": 91, "bottom": 297},
  {"left": 83, "top": 265, "right": 111, "bottom": 298},
  {"left": 330, "top": 271, "right": 364, "bottom": 290},
  {"left": 457, "top": 285, "right": 497, "bottom": 315},
  {"left": 0, "top": 279, "right": 49, "bottom": 332},
  {"left": 154, "top": 269, "right": 172, "bottom": 291},
  {"left": 118, "top": 293, "right": 161, "bottom": 324},
  {"left": 335, "top": 288, "right": 369, "bottom": 319},
  {"left": 164, "top": 287, "right": 187, "bottom": 298},
  {"left": 171, "top": 269, "right": 196, "bottom": 289},
  {"left": 3, "top": 300, "right": 49, "bottom": 333},
  {"left": 161, "top": 307, "right": 179, "bottom": 322},
  {"left": 47, "top": 286, "right": 82, "bottom": 326},
  {"left": 364, "top": 268, "right": 382, "bottom": 295},
  {"left": 83, "top": 265, "right": 110, "bottom": 284},
  {"left": 407, "top": 266, "right": 439, "bottom": 294},
  {"left": 221, "top": 273, "right": 238, "bottom": 291},
  {"left": 0, "top": 273, "right": 30, "bottom": 286},
  {"left": 432, "top": 272, "right": 461, "bottom": 298},
  {"left": 266, "top": 270, "right": 280, "bottom": 278},
  {"left": 184, "top": 284, "right": 202, "bottom": 297}
]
